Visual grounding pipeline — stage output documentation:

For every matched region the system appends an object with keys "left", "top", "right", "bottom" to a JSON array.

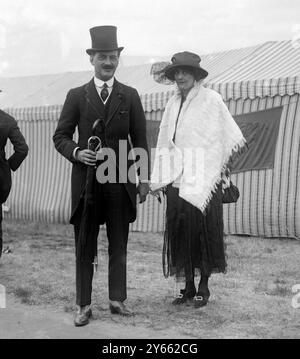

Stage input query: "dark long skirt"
[{"left": 163, "top": 184, "right": 227, "bottom": 282}]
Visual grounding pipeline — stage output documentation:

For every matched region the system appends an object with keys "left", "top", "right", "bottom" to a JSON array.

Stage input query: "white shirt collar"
[{"left": 94, "top": 76, "right": 114, "bottom": 88}]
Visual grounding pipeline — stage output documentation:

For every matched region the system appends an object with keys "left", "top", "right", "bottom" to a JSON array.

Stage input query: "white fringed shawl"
[{"left": 150, "top": 83, "right": 246, "bottom": 212}]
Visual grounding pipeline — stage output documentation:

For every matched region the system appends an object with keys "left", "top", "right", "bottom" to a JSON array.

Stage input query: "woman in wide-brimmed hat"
[{"left": 151, "top": 51, "right": 246, "bottom": 308}]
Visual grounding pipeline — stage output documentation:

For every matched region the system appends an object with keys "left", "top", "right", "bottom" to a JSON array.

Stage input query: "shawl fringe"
[{"left": 198, "top": 138, "right": 246, "bottom": 213}]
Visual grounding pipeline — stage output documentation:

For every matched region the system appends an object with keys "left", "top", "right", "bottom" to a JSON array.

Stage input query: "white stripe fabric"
[{"left": 2, "top": 77, "right": 300, "bottom": 239}]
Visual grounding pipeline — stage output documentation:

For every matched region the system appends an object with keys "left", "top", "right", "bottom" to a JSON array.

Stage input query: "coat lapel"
[
  {"left": 84, "top": 79, "right": 104, "bottom": 120},
  {"left": 106, "top": 79, "right": 124, "bottom": 126}
]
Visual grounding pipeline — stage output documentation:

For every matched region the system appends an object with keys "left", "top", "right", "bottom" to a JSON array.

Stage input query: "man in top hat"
[
  {"left": 0, "top": 105, "right": 29, "bottom": 257},
  {"left": 53, "top": 25, "right": 150, "bottom": 326}
]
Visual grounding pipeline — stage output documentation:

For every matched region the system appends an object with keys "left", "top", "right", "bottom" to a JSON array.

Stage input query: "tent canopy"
[
  {"left": 1, "top": 40, "right": 300, "bottom": 109},
  {"left": 2, "top": 40, "right": 300, "bottom": 238}
]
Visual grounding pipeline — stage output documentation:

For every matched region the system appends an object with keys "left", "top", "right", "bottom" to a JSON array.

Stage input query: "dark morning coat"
[
  {"left": 53, "top": 78, "right": 149, "bottom": 225},
  {"left": 0, "top": 110, "right": 29, "bottom": 204}
]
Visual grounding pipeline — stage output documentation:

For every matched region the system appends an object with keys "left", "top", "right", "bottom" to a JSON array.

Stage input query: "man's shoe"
[
  {"left": 194, "top": 289, "right": 210, "bottom": 308},
  {"left": 172, "top": 289, "right": 196, "bottom": 305},
  {"left": 2, "top": 246, "right": 12, "bottom": 254},
  {"left": 109, "top": 301, "right": 134, "bottom": 317},
  {"left": 74, "top": 305, "right": 92, "bottom": 327}
]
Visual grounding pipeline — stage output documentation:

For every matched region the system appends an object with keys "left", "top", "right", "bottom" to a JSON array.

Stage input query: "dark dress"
[{"left": 163, "top": 183, "right": 227, "bottom": 282}]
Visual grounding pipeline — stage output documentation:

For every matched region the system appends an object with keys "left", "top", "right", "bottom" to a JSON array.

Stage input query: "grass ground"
[{"left": 0, "top": 219, "right": 299, "bottom": 338}]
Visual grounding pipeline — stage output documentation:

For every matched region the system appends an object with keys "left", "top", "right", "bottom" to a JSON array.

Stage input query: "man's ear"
[{"left": 89, "top": 54, "right": 95, "bottom": 65}]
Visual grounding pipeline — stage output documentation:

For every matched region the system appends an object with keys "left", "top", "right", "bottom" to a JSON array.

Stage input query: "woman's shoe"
[
  {"left": 172, "top": 289, "right": 196, "bottom": 305},
  {"left": 194, "top": 289, "right": 210, "bottom": 308}
]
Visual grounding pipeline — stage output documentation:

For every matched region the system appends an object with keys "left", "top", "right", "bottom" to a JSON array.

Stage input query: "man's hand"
[
  {"left": 77, "top": 149, "right": 97, "bottom": 166},
  {"left": 137, "top": 182, "right": 149, "bottom": 203}
]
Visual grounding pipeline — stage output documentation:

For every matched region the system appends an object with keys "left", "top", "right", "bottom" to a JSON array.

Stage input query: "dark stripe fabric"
[{"left": 2, "top": 78, "right": 300, "bottom": 239}]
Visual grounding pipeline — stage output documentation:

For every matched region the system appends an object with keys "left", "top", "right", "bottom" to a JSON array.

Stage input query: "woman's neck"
[
  {"left": 180, "top": 88, "right": 191, "bottom": 100},
  {"left": 179, "top": 81, "right": 201, "bottom": 100}
]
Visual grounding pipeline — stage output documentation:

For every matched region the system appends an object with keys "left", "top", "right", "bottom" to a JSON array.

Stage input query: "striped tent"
[{"left": 2, "top": 40, "right": 300, "bottom": 238}]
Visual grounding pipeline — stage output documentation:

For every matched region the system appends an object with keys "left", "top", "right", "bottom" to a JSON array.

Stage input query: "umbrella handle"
[{"left": 88, "top": 136, "right": 101, "bottom": 152}]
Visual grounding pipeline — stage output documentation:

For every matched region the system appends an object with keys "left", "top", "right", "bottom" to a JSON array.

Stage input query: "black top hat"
[
  {"left": 86, "top": 25, "right": 124, "bottom": 55},
  {"left": 164, "top": 51, "right": 208, "bottom": 81}
]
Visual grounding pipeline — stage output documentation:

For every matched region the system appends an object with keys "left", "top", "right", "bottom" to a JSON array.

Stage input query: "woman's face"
[{"left": 174, "top": 67, "right": 195, "bottom": 94}]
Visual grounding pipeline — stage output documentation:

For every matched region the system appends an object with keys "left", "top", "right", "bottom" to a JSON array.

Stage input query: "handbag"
[{"left": 222, "top": 181, "right": 240, "bottom": 203}]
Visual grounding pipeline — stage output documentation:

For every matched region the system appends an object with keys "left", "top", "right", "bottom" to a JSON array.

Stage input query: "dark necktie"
[{"left": 100, "top": 83, "right": 109, "bottom": 102}]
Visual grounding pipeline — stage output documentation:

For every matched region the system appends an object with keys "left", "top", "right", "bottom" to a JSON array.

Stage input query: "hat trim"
[
  {"left": 164, "top": 63, "right": 208, "bottom": 81},
  {"left": 86, "top": 47, "right": 124, "bottom": 55}
]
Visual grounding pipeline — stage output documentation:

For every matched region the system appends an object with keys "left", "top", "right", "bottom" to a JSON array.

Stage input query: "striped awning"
[
  {"left": 1, "top": 40, "right": 300, "bottom": 109},
  {"left": 2, "top": 40, "right": 300, "bottom": 239},
  {"left": 140, "top": 76, "right": 300, "bottom": 112}
]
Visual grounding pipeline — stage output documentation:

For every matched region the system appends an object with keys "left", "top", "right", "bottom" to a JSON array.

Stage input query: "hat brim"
[
  {"left": 164, "top": 63, "right": 208, "bottom": 81},
  {"left": 86, "top": 47, "right": 124, "bottom": 55}
]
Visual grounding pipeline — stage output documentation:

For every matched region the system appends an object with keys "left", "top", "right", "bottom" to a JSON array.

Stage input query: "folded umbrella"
[{"left": 76, "top": 120, "right": 102, "bottom": 271}]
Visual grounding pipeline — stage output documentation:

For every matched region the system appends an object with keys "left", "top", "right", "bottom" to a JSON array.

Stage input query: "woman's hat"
[
  {"left": 86, "top": 25, "right": 124, "bottom": 55},
  {"left": 164, "top": 51, "right": 208, "bottom": 81}
]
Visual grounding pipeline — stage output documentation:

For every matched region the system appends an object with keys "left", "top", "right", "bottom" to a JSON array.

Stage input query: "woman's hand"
[
  {"left": 150, "top": 188, "right": 161, "bottom": 196},
  {"left": 149, "top": 187, "right": 163, "bottom": 203}
]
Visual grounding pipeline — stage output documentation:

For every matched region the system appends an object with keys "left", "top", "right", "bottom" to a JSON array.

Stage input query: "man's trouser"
[{"left": 75, "top": 183, "right": 131, "bottom": 306}]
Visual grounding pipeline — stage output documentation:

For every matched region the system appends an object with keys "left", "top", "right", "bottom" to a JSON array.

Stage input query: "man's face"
[{"left": 90, "top": 50, "right": 119, "bottom": 81}]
